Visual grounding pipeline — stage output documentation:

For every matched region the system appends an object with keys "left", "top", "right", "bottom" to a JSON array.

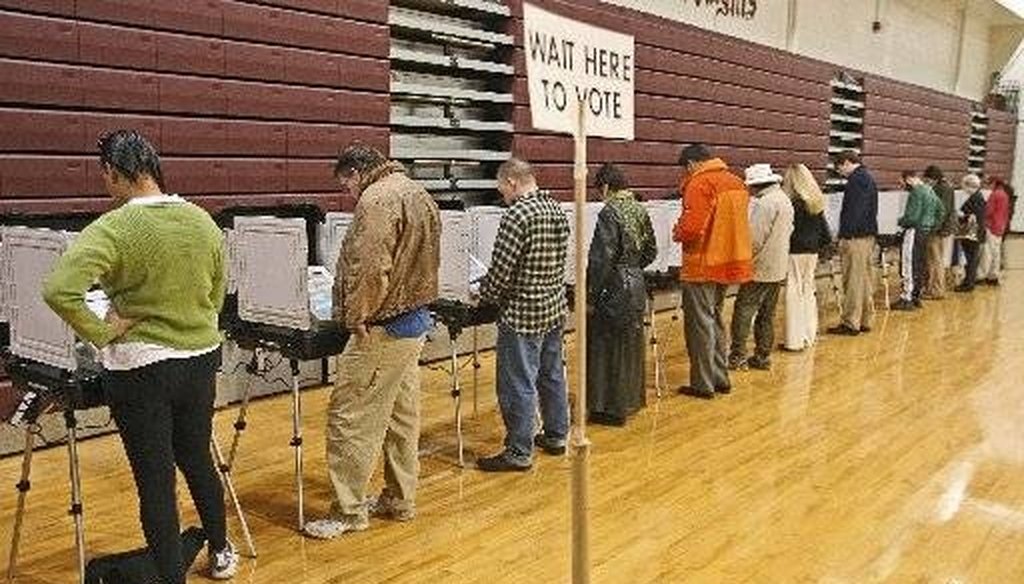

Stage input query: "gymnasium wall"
[
  {"left": 0, "top": 0, "right": 1016, "bottom": 212},
  {"left": 0, "top": 0, "right": 387, "bottom": 216}
]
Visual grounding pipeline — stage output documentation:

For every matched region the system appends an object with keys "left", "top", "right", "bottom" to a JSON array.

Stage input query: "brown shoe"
[{"left": 826, "top": 324, "right": 860, "bottom": 336}]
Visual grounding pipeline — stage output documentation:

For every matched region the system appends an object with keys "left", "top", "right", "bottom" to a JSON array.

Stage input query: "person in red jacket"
[
  {"left": 673, "top": 144, "right": 753, "bottom": 399},
  {"left": 978, "top": 177, "right": 1012, "bottom": 285}
]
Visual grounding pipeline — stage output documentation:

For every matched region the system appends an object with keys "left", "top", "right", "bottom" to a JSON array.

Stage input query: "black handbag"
[
  {"left": 596, "top": 266, "right": 647, "bottom": 321},
  {"left": 954, "top": 214, "right": 979, "bottom": 241},
  {"left": 84, "top": 527, "right": 206, "bottom": 584}
]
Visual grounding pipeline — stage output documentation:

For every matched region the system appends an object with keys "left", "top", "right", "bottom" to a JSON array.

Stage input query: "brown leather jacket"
[{"left": 333, "top": 162, "right": 440, "bottom": 329}]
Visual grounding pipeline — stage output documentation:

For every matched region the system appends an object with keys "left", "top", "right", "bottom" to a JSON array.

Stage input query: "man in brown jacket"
[{"left": 304, "top": 143, "right": 441, "bottom": 540}]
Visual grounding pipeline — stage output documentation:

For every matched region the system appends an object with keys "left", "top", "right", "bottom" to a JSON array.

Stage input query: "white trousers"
[
  {"left": 978, "top": 230, "right": 1003, "bottom": 281},
  {"left": 899, "top": 228, "right": 916, "bottom": 302},
  {"left": 784, "top": 254, "right": 819, "bottom": 351}
]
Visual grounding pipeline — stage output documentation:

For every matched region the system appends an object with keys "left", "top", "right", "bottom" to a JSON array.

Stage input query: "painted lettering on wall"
[{"left": 685, "top": 0, "right": 757, "bottom": 20}]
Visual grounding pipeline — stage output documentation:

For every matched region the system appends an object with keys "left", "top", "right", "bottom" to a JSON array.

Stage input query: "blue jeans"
[{"left": 495, "top": 322, "right": 569, "bottom": 462}]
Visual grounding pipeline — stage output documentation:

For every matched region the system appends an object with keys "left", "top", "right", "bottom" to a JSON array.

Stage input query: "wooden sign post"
[
  {"left": 522, "top": 5, "right": 635, "bottom": 583},
  {"left": 571, "top": 99, "right": 590, "bottom": 584}
]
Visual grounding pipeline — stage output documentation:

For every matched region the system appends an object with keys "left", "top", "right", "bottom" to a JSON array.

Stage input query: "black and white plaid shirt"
[{"left": 480, "top": 190, "right": 569, "bottom": 335}]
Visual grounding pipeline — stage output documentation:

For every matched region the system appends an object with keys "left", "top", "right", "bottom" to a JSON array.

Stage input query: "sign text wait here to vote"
[{"left": 523, "top": 4, "right": 635, "bottom": 140}]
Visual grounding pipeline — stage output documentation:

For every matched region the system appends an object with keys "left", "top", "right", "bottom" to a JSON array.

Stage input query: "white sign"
[{"left": 523, "top": 3, "right": 635, "bottom": 139}]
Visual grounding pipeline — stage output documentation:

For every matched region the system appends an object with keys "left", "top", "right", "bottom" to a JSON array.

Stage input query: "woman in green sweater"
[{"left": 42, "top": 130, "right": 237, "bottom": 583}]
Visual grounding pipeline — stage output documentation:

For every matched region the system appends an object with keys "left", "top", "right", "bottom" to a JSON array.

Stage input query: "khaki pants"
[
  {"left": 839, "top": 236, "right": 876, "bottom": 330},
  {"left": 925, "top": 234, "right": 948, "bottom": 298},
  {"left": 326, "top": 328, "right": 425, "bottom": 519}
]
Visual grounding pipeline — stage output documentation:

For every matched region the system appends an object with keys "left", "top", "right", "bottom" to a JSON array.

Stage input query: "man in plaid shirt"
[{"left": 477, "top": 158, "right": 570, "bottom": 472}]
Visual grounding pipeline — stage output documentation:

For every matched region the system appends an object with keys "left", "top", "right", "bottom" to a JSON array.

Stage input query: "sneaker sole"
[{"left": 302, "top": 521, "right": 369, "bottom": 540}]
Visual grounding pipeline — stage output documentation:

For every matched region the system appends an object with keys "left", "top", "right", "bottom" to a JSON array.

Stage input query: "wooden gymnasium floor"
[{"left": 2, "top": 271, "right": 1023, "bottom": 584}]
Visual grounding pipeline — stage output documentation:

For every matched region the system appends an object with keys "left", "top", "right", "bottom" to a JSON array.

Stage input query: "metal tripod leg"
[
  {"left": 6, "top": 425, "right": 34, "bottom": 582},
  {"left": 472, "top": 326, "right": 480, "bottom": 418},
  {"left": 830, "top": 256, "right": 844, "bottom": 315},
  {"left": 880, "top": 248, "right": 891, "bottom": 309},
  {"left": 288, "top": 359, "right": 305, "bottom": 531},
  {"left": 226, "top": 348, "right": 266, "bottom": 468},
  {"left": 646, "top": 297, "right": 664, "bottom": 398},
  {"left": 226, "top": 364, "right": 254, "bottom": 469},
  {"left": 449, "top": 341, "right": 465, "bottom": 468},
  {"left": 64, "top": 409, "right": 86, "bottom": 584},
  {"left": 211, "top": 429, "right": 256, "bottom": 558}
]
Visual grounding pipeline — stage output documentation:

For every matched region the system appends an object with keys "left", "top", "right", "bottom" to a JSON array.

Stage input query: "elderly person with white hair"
[
  {"left": 728, "top": 163, "right": 794, "bottom": 370},
  {"left": 955, "top": 173, "right": 987, "bottom": 293}
]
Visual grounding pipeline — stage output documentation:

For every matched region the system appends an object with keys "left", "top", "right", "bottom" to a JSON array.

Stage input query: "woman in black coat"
[{"left": 586, "top": 163, "right": 658, "bottom": 426}]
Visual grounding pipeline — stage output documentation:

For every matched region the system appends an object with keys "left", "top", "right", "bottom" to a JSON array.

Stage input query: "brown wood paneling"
[
  {"left": 862, "top": 140, "right": 969, "bottom": 161},
  {"left": 0, "top": 58, "right": 83, "bottom": 106},
  {"left": 0, "top": 0, "right": 75, "bottom": 17},
  {"left": 865, "top": 95, "right": 970, "bottom": 126},
  {"left": 863, "top": 126, "right": 969, "bottom": 151},
  {"left": 79, "top": 21, "right": 158, "bottom": 69},
  {"left": 151, "top": 0, "right": 223, "bottom": 36},
  {"left": 0, "top": 155, "right": 96, "bottom": 197},
  {"left": 286, "top": 123, "right": 388, "bottom": 157},
  {"left": 513, "top": 131, "right": 824, "bottom": 163},
  {"left": 76, "top": 0, "right": 154, "bottom": 28},
  {"left": 0, "top": 192, "right": 354, "bottom": 215},
  {"left": 0, "top": 2, "right": 384, "bottom": 216},
  {"left": 863, "top": 110, "right": 969, "bottom": 138},
  {"left": 862, "top": 155, "right": 967, "bottom": 172},
  {"left": 864, "top": 75, "right": 972, "bottom": 115},
  {"left": 155, "top": 33, "right": 226, "bottom": 76},
  {"left": 0, "top": 155, "right": 357, "bottom": 198},
  {"left": 221, "top": 2, "right": 387, "bottom": 59},
  {"left": 256, "top": 0, "right": 387, "bottom": 23},
  {"left": 513, "top": 101, "right": 827, "bottom": 135},
  {"left": 0, "top": 109, "right": 90, "bottom": 152},
  {"left": 82, "top": 68, "right": 160, "bottom": 110},
  {"left": 0, "top": 10, "right": 78, "bottom": 61}
]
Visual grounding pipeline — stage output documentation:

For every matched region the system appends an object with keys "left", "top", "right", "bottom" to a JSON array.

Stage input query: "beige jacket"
[
  {"left": 333, "top": 162, "right": 441, "bottom": 329},
  {"left": 748, "top": 183, "right": 794, "bottom": 282}
]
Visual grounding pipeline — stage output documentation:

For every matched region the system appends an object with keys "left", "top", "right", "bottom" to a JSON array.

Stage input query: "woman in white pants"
[
  {"left": 977, "top": 177, "right": 1012, "bottom": 285},
  {"left": 781, "top": 164, "right": 833, "bottom": 351}
]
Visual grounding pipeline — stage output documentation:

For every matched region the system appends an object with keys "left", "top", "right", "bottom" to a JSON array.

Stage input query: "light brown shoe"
[{"left": 368, "top": 492, "right": 416, "bottom": 522}]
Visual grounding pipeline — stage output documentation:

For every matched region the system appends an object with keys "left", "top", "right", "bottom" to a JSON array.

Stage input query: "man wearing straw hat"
[{"left": 729, "top": 163, "right": 793, "bottom": 371}]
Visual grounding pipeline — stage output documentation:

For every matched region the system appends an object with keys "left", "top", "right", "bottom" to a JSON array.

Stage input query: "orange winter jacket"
[{"left": 672, "top": 158, "right": 754, "bottom": 284}]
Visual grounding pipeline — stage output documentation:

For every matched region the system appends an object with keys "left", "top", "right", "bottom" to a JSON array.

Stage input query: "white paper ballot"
[{"left": 468, "top": 253, "right": 488, "bottom": 284}]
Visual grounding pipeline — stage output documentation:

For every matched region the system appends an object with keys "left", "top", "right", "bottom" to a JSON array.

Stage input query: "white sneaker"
[
  {"left": 209, "top": 541, "right": 239, "bottom": 580},
  {"left": 302, "top": 515, "right": 369, "bottom": 540}
]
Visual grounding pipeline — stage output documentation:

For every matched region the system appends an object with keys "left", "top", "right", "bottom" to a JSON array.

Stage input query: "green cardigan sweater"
[{"left": 43, "top": 198, "right": 225, "bottom": 349}]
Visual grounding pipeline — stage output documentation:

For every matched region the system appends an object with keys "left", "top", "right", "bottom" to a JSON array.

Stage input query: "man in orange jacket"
[{"left": 673, "top": 144, "right": 754, "bottom": 399}]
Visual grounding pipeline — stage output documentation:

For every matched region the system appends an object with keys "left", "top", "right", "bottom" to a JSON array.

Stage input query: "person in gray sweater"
[{"left": 729, "top": 164, "right": 794, "bottom": 370}]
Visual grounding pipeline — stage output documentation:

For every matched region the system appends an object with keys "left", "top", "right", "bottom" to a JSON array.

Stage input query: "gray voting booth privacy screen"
[
  {"left": 235, "top": 216, "right": 312, "bottom": 331},
  {"left": 2, "top": 227, "right": 78, "bottom": 371}
]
